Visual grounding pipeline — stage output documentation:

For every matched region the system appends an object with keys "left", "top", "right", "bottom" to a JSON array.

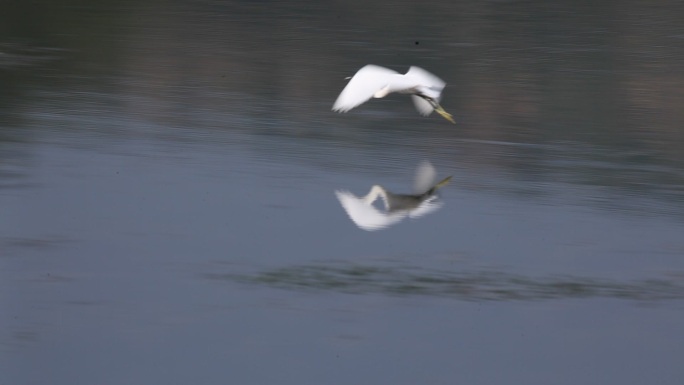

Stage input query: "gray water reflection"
[
  {"left": 3, "top": 1, "right": 684, "bottom": 385},
  {"left": 222, "top": 262, "right": 684, "bottom": 302},
  {"left": 335, "top": 161, "right": 449, "bottom": 230}
]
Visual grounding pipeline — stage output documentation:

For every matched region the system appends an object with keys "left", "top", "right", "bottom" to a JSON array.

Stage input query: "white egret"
[
  {"left": 332, "top": 65, "right": 455, "bottom": 123},
  {"left": 335, "top": 161, "right": 452, "bottom": 231}
]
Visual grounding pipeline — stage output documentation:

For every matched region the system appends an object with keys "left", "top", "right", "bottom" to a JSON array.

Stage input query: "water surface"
[{"left": 2, "top": 1, "right": 684, "bottom": 384}]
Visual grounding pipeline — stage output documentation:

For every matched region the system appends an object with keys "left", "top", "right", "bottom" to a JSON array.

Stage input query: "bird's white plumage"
[
  {"left": 332, "top": 64, "right": 447, "bottom": 116},
  {"left": 404, "top": 66, "right": 446, "bottom": 100},
  {"left": 335, "top": 161, "right": 448, "bottom": 231},
  {"left": 413, "top": 160, "right": 437, "bottom": 194},
  {"left": 335, "top": 189, "right": 443, "bottom": 231},
  {"left": 332, "top": 65, "right": 400, "bottom": 112},
  {"left": 411, "top": 95, "right": 435, "bottom": 116},
  {"left": 407, "top": 196, "right": 443, "bottom": 218},
  {"left": 335, "top": 190, "right": 406, "bottom": 231}
]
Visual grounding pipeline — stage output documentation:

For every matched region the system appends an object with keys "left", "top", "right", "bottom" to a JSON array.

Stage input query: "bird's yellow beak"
[{"left": 434, "top": 105, "right": 455, "bottom": 124}]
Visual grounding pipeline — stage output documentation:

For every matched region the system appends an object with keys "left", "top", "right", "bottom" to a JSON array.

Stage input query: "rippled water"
[{"left": 2, "top": 1, "right": 684, "bottom": 384}]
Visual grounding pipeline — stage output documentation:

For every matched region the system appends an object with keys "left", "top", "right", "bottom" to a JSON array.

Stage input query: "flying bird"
[{"left": 332, "top": 65, "right": 455, "bottom": 123}]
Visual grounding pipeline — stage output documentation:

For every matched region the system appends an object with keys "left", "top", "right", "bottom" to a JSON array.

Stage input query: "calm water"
[{"left": 2, "top": 1, "right": 684, "bottom": 384}]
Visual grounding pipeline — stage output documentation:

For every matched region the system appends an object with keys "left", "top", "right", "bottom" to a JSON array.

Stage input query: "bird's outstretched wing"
[
  {"left": 408, "top": 196, "right": 444, "bottom": 219},
  {"left": 414, "top": 161, "right": 438, "bottom": 194},
  {"left": 335, "top": 190, "right": 406, "bottom": 231},
  {"left": 332, "top": 65, "right": 399, "bottom": 112},
  {"left": 405, "top": 66, "right": 446, "bottom": 96},
  {"left": 406, "top": 67, "right": 446, "bottom": 116}
]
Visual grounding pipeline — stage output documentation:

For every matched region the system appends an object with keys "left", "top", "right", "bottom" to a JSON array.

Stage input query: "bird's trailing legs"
[
  {"left": 434, "top": 105, "right": 455, "bottom": 124},
  {"left": 424, "top": 97, "right": 456, "bottom": 124}
]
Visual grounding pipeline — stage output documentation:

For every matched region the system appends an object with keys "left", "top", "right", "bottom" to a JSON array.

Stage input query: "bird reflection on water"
[{"left": 335, "top": 161, "right": 452, "bottom": 231}]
